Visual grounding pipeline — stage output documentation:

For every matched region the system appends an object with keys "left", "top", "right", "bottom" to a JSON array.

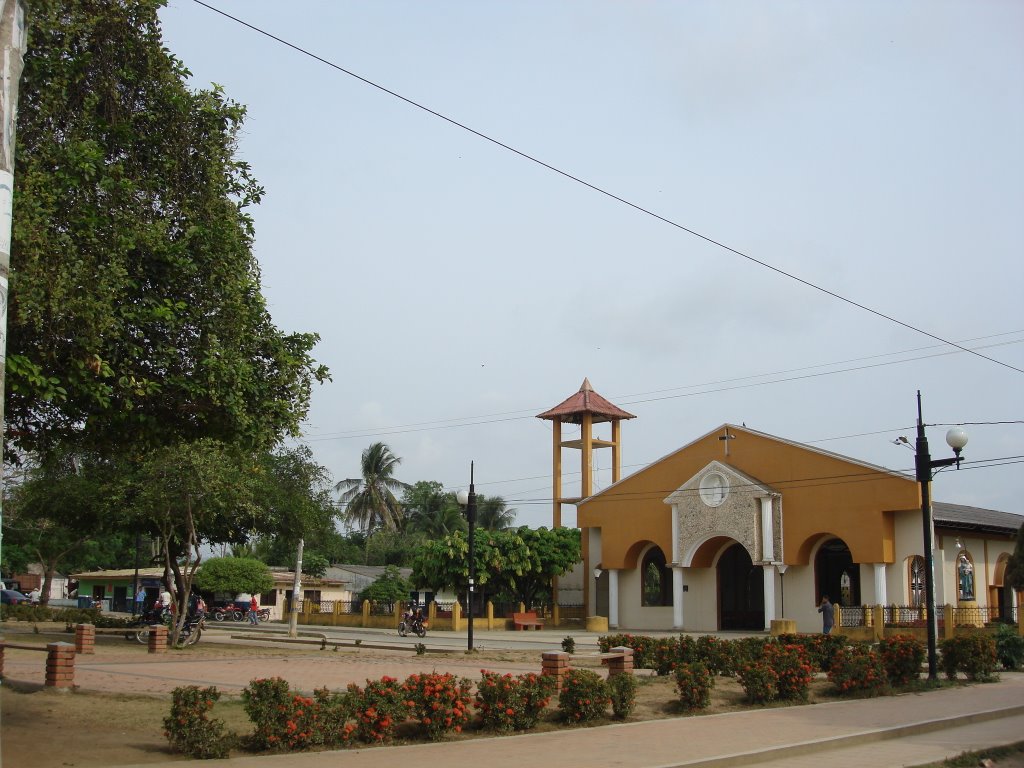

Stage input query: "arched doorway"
[
  {"left": 815, "top": 538, "right": 859, "bottom": 607},
  {"left": 717, "top": 542, "right": 763, "bottom": 630}
]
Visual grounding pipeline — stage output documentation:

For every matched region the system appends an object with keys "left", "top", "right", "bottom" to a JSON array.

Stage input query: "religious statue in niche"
[
  {"left": 840, "top": 571, "right": 852, "bottom": 607},
  {"left": 957, "top": 552, "right": 975, "bottom": 601}
]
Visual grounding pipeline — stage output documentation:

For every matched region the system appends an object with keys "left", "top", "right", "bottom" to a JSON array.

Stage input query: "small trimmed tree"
[
  {"left": 194, "top": 557, "right": 273, "bottom": 598},
  {"left": 360, "top": 565, "right": 413, "bottom": 604}
]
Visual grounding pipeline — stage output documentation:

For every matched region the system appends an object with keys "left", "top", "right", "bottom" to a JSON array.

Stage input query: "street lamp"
[
  {"left": 455, "top": 462, "right": 477, "bottom": 652},
  {"left": 777, "top": 564, "right": 788, "bottom": 618},
  {"left": 911, "top": 391, "right": 968, "bottom": 681}
]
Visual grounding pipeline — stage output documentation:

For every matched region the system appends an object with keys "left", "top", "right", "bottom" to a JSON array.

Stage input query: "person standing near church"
[
  {"left": 135, "top": 586, "right": 146, "bottom": 615},
  {"left": 817, "top": 595, "right": 834, "bottom": 634}
]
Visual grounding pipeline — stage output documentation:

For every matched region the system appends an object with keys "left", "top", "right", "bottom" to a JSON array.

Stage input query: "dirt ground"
[{"left": 2, "top": 627, "right": 1022, "bottom": 768}]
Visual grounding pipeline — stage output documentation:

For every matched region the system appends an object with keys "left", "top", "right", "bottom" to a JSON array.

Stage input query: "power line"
[
  {"left": 299, "top": 332, "right": 1023, "bottom": 443},
  {"left": 190, "top": 0, "right": 1024, "bottom": 376}
]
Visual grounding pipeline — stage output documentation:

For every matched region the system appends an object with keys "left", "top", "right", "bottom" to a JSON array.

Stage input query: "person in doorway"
[
  {"left": 818, "top": 594, "right": 834, "bottom": 634},
  {"left": 248, "top": 595, "right": 259, "bottom": 625},
  {"left": 135, "top": 586, "right": 147, "bottom": 614}
]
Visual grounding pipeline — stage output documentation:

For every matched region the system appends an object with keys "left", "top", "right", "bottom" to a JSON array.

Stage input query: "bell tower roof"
[{"left": 537, "top": 378, "right": 636, "bottom": 425}]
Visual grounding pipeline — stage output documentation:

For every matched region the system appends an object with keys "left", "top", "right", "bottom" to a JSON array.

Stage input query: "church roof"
[
  {"left": 536, "top": 378, "right": 636, "bottom": 425},
  {"left": 933, "top": 502, "right": 1022, "bottom": 536}
]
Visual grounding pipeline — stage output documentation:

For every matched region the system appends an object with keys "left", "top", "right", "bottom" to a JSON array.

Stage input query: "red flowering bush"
[
  {"left": 242, "top": 677, "right": 295, "bottom": 751},
  {"left": 402, "top": 672, "right": 473, "bottom": 741},
  {"left": 941, "top": 634, "right": 998, "bottom": 682},
  {"left": 557, "top": 668, "right": 609, "bottom": 723},
  {"left": 762, "top": 642, "right": 813, "bottom": 701},
  {"left": 475, "top": 670, "right": 555, "bottom": 731},
  {"left": 164, "top": 685, "right": 230, "bottom": 759},
  {"left": 347, "top": 675, "right": 410, "bottom": 743},
  {"left": 736, "top": 662, "right": 778, "bottom": 704},
  {"left": 674, "top": 662, "right": 714, "bottom": 711},
  {"left": 828, "top": 645, "right": 887, "bottom": 697},
  {"left": 879, "top": 634, "right": 925, "bottom": 686}
]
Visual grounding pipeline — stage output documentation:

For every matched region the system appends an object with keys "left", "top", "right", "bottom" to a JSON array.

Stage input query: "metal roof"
[{"left": 933, "top": 502, "right": 1023, "bottom": 535}]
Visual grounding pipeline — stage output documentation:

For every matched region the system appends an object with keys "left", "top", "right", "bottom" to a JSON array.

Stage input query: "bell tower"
[{"left": 537, "top": 378, "right": 635, "bottom": 528}]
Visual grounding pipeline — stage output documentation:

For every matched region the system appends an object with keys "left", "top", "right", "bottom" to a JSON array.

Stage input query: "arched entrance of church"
[
  {"left": 717, "top": 542, "right": 764, "bottom": 630},
  {"left": 815, "top": 538, "right": 860, "bottom": 607}
]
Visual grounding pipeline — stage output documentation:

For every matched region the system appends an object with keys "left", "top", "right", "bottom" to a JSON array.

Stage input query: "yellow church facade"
[{"left": 544, "top": 382, "right": 1021, "bottom": 634}]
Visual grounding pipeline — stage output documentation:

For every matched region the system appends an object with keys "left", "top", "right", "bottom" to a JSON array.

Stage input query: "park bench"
[{"left": 512, "top": 611, "right": 544, "bottom": 631}]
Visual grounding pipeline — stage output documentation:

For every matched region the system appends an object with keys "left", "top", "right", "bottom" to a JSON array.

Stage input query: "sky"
[{"left": 158, "top": 1, "right": 1023, "bottom": 530}]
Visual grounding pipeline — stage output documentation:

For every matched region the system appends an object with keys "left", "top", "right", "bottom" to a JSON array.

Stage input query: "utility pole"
[
  {"left": 0, "top": 0, "right": 26, "bottom": 574},
  {"left": 288, "top": 538, "right": 303, "bottom": 638}
]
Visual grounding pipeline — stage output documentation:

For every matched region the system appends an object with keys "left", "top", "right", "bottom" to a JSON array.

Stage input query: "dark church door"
[{"left": 718, "top": 543, "right": 764, "bottom": 630}]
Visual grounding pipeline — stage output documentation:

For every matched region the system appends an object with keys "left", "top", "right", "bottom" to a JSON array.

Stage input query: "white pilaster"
[
  {"left": 609, "top": 569, "right": 619, "bottom": 629},
  {"left": 762, "top": 564, "right": 775, "bottom": 629},
  {"left": 760, "top": 497, "right": 774, "bottom": 562},
  {"left": 873, "top": 563, "right": 887, "bottom": 606},
  {"left": 673, "top": 567, "right": 684, "bottom": 629}
]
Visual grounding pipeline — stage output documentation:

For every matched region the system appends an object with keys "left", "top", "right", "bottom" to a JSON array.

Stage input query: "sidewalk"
[{"left": 117, "top": 669, "right": 1023, "bottom": 768}]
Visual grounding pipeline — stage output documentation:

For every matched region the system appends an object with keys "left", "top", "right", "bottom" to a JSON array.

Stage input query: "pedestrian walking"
[
  {"left": 248, "top": 595, "right": 259, "bottom": 625},
  {"left": 817, "top": 594, "right": 834, "bottom": 634}
]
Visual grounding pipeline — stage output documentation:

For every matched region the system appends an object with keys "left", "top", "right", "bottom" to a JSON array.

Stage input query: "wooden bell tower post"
[{"left": 537, "top": 379, "right": 634, "bottom": 608}]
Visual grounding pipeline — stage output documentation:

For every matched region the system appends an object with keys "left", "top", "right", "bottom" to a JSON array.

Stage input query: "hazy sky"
[{"left": 159, "top": 1, "right": 1023, "bottom": 529}]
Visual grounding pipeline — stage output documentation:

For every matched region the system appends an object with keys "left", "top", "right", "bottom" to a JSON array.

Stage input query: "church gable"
[{"left": 667, "top": 460, "right": 781, "bottom": 568}]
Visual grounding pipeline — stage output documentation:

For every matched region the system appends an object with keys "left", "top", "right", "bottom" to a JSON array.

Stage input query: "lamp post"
[
  {"left": 456, "top": 462, "right": 477, "bottom": 652},
  {"left": 912, "top": 391, "right": 968, "bottom": 681},
  {"left": 777, "top": 564, "right": 788, "bottom": 618}
]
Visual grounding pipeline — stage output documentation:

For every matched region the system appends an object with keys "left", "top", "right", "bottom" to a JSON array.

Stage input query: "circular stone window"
[{"left": 699, "top": 472, "right": 729, "bottom": 507}]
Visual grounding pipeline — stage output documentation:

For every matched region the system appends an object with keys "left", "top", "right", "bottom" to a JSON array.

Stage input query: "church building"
[{"left": 540, "top": 380, "right": 1021, "bottom": 634}]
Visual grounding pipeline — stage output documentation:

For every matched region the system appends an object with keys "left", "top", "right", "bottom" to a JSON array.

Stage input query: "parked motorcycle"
[
  {"left": 397, "top": 609, "right": 428, "bottom": 638},
  {"left": 211, "top": 603, "right": 245, "bottom": 622}
]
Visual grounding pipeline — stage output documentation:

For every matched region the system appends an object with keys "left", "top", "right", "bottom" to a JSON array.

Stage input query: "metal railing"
[
  {"left": 883, "top": 605, "right": 927, "bottom": 627},
  {"left": 838, "top": 606, "right": 867, "bottom": 627},
  {"left": 368, "top": 600, "right": 395, "bottom": 616},
  {"left": 952, "top": 605, "right": 1017, "bottom": 626}
]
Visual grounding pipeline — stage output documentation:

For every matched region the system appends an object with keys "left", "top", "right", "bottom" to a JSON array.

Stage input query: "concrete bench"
[{"left": 512, "top": 611, "right": 545, "bottom": 631}]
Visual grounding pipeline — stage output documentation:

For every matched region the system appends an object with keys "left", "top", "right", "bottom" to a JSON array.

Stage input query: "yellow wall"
[{"left": 578, "top": 426, "right": 920, "bottom": 568}]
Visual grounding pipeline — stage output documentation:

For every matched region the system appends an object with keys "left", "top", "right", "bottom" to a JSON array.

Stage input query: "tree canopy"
[
  {"left": 1006, "top": 523, "right": 1024, "bottom": 592},
  {"left": 358, "top": 564, "right": 413, "bottom": 604},
  {"left": 7, "top": 0, "right": 328, "bottom": 457},
  {"left": 194, "top": 556, "right": 273, "bottom": 597}
]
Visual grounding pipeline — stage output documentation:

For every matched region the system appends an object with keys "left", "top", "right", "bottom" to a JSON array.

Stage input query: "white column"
[
  {"left": 762, "top": 564, "right": 776, "bottom": 629},
  {"left": 671, "top": 506, "right": 683, "bottom": 628},
  {"left": 673, "top": 568, "right": 684, "bottom": 629},
  {"left": 760, "top": 497, "right": 774, "bottom": 562},
  {"left": 609, "top": 569, "right": 619, "bottom": 629},
  {"left": 873, "top": 563, "right": 887, "bottom": 606}
]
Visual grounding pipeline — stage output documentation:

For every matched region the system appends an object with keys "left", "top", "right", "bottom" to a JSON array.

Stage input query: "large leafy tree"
[
  {"left": 2, "top": 450, "right": 132, "bottom": 602},
  {"left": 7, "top": 0, "right": 328, "bottom": 457},
  {"left": 1006, "top": 522, "right": 1024, "bottom": 592},
  {"left": 336, "top": 443, "right": 410, "bottom": 533}
]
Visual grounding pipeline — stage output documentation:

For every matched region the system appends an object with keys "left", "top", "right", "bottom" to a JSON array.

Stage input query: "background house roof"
[{"left": 933, "top": 502, "right": 1023, "bottom": 536}]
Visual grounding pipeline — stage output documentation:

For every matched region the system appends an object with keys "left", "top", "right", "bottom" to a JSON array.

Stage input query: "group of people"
[{"left": 134, "top": 585, "right": 260, "bottom": 624}]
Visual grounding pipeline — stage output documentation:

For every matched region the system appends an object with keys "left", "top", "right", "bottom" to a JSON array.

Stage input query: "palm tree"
[
  {"left": 476, "top": 495, "right": 517, "bottom": 531},
  {"left": 403, "top": 481, "right": 466, "bottom": 538},
  {"left": 335, "top": 443, "right": 410, "bottom": 532}
]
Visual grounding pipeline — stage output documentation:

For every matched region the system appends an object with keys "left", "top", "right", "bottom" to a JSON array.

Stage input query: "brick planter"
[
  {"left": 75, "top": 624, "right": 96, "bottom": 654},
  {"left": 45, "top": 642, "right": 76, "bottom": 689}
]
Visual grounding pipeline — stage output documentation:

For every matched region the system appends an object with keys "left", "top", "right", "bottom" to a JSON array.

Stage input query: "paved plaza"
[{"left": 2, "top": 623, "right": 1022, "bottom": 768}]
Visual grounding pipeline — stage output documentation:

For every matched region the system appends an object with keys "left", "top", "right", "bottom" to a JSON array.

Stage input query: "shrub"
[
  {"left": 402, "top": 672, "right": 472, "bottom": 741},
  {"left": 993, "top": 624, "right": 1024, "bottom": 671},
  {"left": 558, "top": 669, "right": 609, "bottom": 723},
  {"left": 561, "top": 636, "right": 575, "bottom": 654},
  {"left": 694, "top": 635, "right": 734, "bottom": 676},
  {"left": 348, "top": 675, "right": 409, "bottom": 743},
  {"left": 414, "top": 643, "right": 426, "bottom": 656},
  {"left": 776, "top": 633, "right": 846, "bottom": 672},
  {"left": 674, "top": 662, "right": 714, "bottom": 711},
  {"left": 312, "top": 687, "right": 356, "bottom": 746},
  {"left": 940, "top": 635, "right": 998, "bottom": 682},
  {"left": 475, "top": 670, "right": 555, "bottom": 731},
  {"left": 607, "top": 673, "right": 637, "bottom": 719},
  {"left": 736, "top": 662, "right": 778, "bottom": 704},
  {"left": 828, "top": 645, "right": 887, "bottom": 697},
  {"left": 762, "top": 642, "right": 813, "bottom": 700},
  {"left": 878, "top": 634, "right": 925, "bottom": 686},
  {"left": 164, "top": 685, "right": 230, "bottom": 759},
  {"left": 242, "top": 677, "right": 295, "bottom": 750}
]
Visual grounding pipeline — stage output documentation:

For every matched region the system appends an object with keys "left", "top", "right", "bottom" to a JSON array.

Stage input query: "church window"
[{"left": 641, "top": 547, "right": 672, "bottom": 607}]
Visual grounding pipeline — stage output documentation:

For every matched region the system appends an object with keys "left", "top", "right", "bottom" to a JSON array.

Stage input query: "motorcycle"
[
  {"left": 212, "top": 603, "right": 245, "bottom": 622},
  {"left": 397, "top": 609, "right": 428, "bottom": 638}
]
